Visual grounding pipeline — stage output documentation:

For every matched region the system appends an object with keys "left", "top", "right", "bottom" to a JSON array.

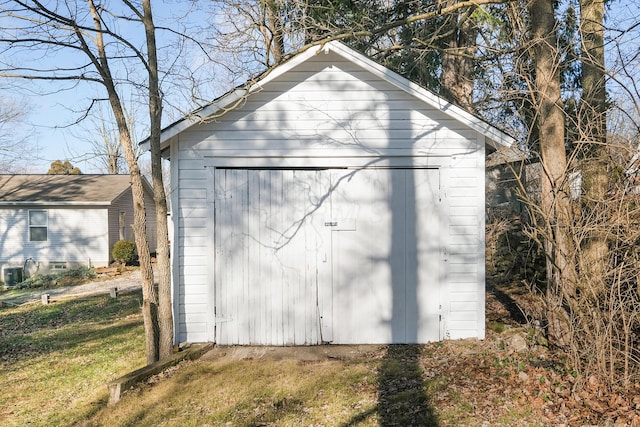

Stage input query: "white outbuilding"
[{"left": 154, "top": 41, "right": 514, "bottom": 345}]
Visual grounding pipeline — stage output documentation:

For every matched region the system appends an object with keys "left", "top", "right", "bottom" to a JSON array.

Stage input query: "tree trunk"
[
  {"left": 440, "top": 5, "right": 477, "bottom": 112},
  {"left": 261, "top": 0, "right": 286, "bottom": 65},
  {"left": 87, "top": 0, "right": 159, "bottom": 364},
  {"left": 119, "top": 129, "right": 159, "bottom": 365},
  {"left": 579, "top": 0, "right": 608, "bottom": 294},
  {"left": 528, "top": 0, "right": 577, "bottom": 347},
  {"left": 109, "top": 87, "right": 159, "bottom": 364},
  {"left": 142, "top": 0, "right": 174, "bottom": 360}
]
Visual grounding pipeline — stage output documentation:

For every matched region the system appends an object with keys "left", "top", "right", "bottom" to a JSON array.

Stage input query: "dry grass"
[
  {"left": 0, "top": 292, "right": 146, "bottom": 426},
  {"left": 81, "top": 339, "right": 548, "bottom": 427},
  {"left": 84, "top": 359, "right": 381, "bottom": 426},
  {"left": 3, "top": 285, "right": 636, "bottom": 426}
]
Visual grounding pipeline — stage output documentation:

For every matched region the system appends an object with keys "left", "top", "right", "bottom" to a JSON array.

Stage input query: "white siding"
[
  {"left": 105, "top": 185, "right": 157, "bottom": 262},
  {"left": 183, "top": 55, "right": 477, "bottom": 160},
  {"left": 171, "top": 152, "right": 211, "bottom": 343},
  {"left": 0, "top": 207, "right": 109, "bottom": 276},
  {"left": 172, "top": 51, "right": 488, "bottom": 344}
]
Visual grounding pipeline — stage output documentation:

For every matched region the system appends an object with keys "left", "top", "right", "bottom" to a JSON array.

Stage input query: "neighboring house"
[
  {"left": 148, "top": 41, "right": 515, "bottom": 346},
  {"left": 486, "top": 146, "right": 585, "bottom": 222},
  {"left": 0, "top": 174, "right": 157, "bottom": 283},
  {"left": 486, "top": 146, "right": 529, "bottom": 218}
]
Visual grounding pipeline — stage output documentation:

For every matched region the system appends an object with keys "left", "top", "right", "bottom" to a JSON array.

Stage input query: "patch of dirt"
[
  {"left": 419, "top": 332, "right": 640, "bottom": 426},
  {"left": 481, "top": 281, "right": 640, "bottom": 426},
  {"left": 0, "top": 268, "right": 144, "bottom": 306}
]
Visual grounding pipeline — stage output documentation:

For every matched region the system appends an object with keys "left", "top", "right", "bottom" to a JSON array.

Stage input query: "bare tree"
[
  {"left": 206, "top": 0, "right": 296, "bottom": 74},
  {"left": 138, "top": 0, "right": 174, "bottom": 359},
  {"left": 0, "top": 0, "right": 176, "bottom": 363},
  {"left": 86, "top": 105, "right": 128, "bottom": 174},
  {"left": 0, "top": 95, "right": 34, "bottom": 172},
  {"left": 480, "top": 0, "right": 640, "bottom": 390},
  {"left": 527, "top": 0, "right": 577, "bottom": 347},
  {"left": 85, "top": 0, "right": 162, "bottom": 363},
  {"left": 578, "top": 0, "right": 608, "bottom": 290}
]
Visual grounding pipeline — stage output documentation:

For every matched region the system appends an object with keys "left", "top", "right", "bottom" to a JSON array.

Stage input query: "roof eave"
[
  {"left": 0, "top": 201, "right": 112, "bottom": 207},
  {"left": 151, "top": 41, "right": 515, "bottom": 151},
  {"left": 325, "top": 42, "right": 515, "bottom": 148},
  {"left": 150, "top": 45, "right": 335, "bottom": 152}
]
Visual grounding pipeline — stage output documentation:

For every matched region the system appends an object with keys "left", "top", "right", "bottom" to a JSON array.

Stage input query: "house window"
[
  {"left": 51, "top": 262, "right": 67, "bottom": 270},
  {"left": 29, "top": 210, "right": 48, "bottom": 242}
]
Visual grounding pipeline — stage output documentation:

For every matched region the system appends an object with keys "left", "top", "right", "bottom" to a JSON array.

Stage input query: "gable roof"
[
  {"left": 145, "top": 41, "right": 515, "bottom": 152},
  {"left": 0, "top": 175, "right": 133, "bottom": 206}
]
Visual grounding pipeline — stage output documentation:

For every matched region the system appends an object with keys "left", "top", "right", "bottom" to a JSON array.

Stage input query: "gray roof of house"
[
  {"left": 486, "top": 145, "right": 529, "bottom": 168},
  {"left": 0, "top": 174, "right": 133, "bottom": 206}
]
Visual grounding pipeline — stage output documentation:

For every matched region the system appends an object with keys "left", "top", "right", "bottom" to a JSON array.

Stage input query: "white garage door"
[{"left": 213, "top": 167, "right": 441, "bottom": 345}]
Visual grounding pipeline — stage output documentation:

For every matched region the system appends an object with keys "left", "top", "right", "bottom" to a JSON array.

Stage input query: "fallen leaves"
[{"left": 413, "top": 331, "right": 640, "bottom": 425}]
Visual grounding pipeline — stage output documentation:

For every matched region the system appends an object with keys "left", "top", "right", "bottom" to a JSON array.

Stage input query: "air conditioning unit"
[{"left": 4, "top": 267, "right": 24, "bottom": 287}]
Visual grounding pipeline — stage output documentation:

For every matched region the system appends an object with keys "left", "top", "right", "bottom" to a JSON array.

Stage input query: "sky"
[
  {"left": 3, "top": 0, "right": 640, "bottom": 174},
  {"left": 1, "top": 0, "right": 225, "bottom": 174}
]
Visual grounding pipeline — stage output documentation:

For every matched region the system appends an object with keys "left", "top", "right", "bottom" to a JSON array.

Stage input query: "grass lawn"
[
  {"left": 81, "top": 341, "right": 547, "bottom": 427},
  {"left": 1, "top": 287, "right": 636, "bottom": 426},
  {"left": 0, "top": 291, "right": 146, "bottom": 426},
  {"left": 0, "top": 289, "right": 539, "bottom": 427}
]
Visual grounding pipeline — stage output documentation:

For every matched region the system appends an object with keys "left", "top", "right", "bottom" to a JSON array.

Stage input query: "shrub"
[
  {"left": 112, "top": 240, "right": 138, "bottom": 265},
  {"left": 18, "top": 267, "right": 96, "bottom": 289}
]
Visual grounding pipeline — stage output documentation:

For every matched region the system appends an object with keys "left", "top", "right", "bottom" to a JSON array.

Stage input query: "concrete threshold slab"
[{"left": 200, "top": 344, "right": 387, "bottom": 362}]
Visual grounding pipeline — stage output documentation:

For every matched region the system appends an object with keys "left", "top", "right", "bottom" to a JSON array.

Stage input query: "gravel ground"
[{"left": 0, "top": 268, "right": 144, "bottom": 306}]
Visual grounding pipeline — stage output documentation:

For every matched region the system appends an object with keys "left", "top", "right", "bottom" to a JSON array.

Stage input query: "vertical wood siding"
[
  {"left": 214, "top": 169, "right": 330, "bottom": 345},
  {"left": 329, "top": 168, "right": 441, "bottom": 344},
  {"left": 173, "top": 51, "right": 487, "bottom": 343}
]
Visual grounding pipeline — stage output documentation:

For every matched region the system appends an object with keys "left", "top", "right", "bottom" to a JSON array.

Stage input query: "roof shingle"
[{"left": 0, "top": 175, "right": 132, "bottom": 205}]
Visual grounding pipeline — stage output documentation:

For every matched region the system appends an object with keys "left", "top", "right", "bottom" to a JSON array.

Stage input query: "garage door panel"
[
  {"left": 330, "top": 168, "right": 440, "bottom": 344},
  {"left": 214, "top": 169, "right": 331, "bottom": 345},
  {"left": 214, "top": 167, "right": 440, "bottom": 345},
  {"left": 330, "top": 169, "right": 398, "bottom": 343},
  {"left": 214, "top": 169, "right": 244, "bottom": 345}
]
